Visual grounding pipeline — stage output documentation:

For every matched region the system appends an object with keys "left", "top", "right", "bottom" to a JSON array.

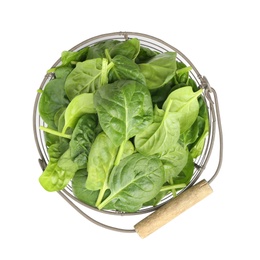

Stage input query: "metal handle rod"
[
  {"left": 207, "top": 87, "right": 223, "bottom": 183},
  {"left": 58, "top": 190, "right": 135, "bottom": 233}
]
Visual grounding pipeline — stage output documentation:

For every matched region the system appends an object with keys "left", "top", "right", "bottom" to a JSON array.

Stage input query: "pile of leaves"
[{"left": 38, "top": 38, "right": 209, "bottom": 212}]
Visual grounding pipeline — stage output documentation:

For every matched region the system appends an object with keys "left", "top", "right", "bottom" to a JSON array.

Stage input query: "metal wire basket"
[{"left": 33, "top": 31, "right": 223, "bottom": 238}]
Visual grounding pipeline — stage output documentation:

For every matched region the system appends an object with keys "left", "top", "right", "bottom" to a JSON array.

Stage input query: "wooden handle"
[{"left": 134, "top": 179, "right": 213, "bottom": 238}]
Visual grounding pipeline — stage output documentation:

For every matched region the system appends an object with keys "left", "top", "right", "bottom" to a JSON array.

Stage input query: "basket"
[{"left": 33, "top": 32, "right": 223, "bottom": 238}]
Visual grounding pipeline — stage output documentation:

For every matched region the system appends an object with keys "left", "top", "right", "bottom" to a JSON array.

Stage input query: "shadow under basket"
[{"left": 33, "top": 31, "right": 223, "bottom": 238}]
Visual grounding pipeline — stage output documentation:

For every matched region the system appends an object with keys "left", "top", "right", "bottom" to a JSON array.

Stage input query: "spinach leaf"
[
  {"left": 86, "top": 40, "right": 120, "bottom": 59},
  {"left": 64, "top": 58, "right": 114, "bottom": 100},
  {"left": 57, "top": 148, "right": 79, "bottom": 173},
  {"left": 109, "top": 38, "right": 140, "bottom": 60},
  {"left": 38, "top": 38, "right": 210, "bottom": 210},
  {"left": 72, "top": 169, "right": 101, "bottom": 207},
  {"left": 108, "top": 55, "right": 146, "bottom": 85},
  {"left": 86, "top": 132, "right": 135, "bottom": 206},
  {"left": 69, "top": 114, "right": 98, "bottom": 168},
  {"left": 39, "top": 162, "right": 71, "bottom": 191},
  {"left": 150, "top": 82, "right": 172, "bottom": 108},
  {"left": 159, "top": 142, "right": 188, "bottom": 182},
  {"left": 135, "top": 104, "right": 180, "bottom": 156},
  {"left": 121, "top": 139, "right": 135, "bottom": 159},
  {"left": 47, "top": 139, "right": 69, "bottom": 163},
  {"left": 97, "top": 153, "right": 165, "bottom": 212},
  {"left": 86, "top": 132, "right": 118, "bottom": 207},
  {"left": 180, "top": 117, "right": 200, "bottom": 146},
  {"left": 135, "top": 46, "right": 158, "bottom": 64},
  {"left": 189, "top": 98, "right": 209, "bottom": 158},
  {"left": 162, "top": 86, "right": 203, "bottom": 133},
  {"left": 175, "top": 61, "right": 192, "bottom": 84},
  {"left": 39, "top": 141, "right": 78, "bottom": 191},
  {"left": 86, "top": 132, "right": 118, "bottom": 191},
  {"left": 172, "top": 152, "right": 194, "bottom": 185},
  {"left": 94, "top": 80, "right": 153, "bottom": 147},
  {"left": 62, "top": 93, "right": 96, "bottom": 134},
  {"left": 143, "top": 190, "right": 168, "bottom": 207},
  {"left": 39, "top": 66, "right": 72, "bottom": 128},
  {"left": 61, "top": 47, "right": 89, "bottom": 66},
  {"left": 139, "top": 52, "right": 177, "bottom": 89}
]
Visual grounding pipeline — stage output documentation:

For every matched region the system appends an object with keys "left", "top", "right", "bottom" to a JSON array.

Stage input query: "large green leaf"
[
  {"left": 163, "top": 86, "right": 203, "bottom": 133},
  {"left": 139, "top": 52, "right": 176, "bottom": 89},
  {"left": 94, "top": 80, "right": 153, "bottom": 146},
  {"left": 62, "top": 93, "right": 96, "bottom": 134},
  {"left": 98, "top": 153, "right": 165, "bottom": 212},
  {"left": 69, "top": 114, "right": 98, "bottom": 168},
  {"left": 135, "top": 106, "right": 180, "bottom": 156},
  {"left": 64, "top": 58, "right": 113, "bottom": 100}
]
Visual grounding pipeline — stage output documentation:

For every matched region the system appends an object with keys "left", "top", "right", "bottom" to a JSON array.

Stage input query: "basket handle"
[{"left": 134, "top": 179, "right": 213, "bottom": 238}]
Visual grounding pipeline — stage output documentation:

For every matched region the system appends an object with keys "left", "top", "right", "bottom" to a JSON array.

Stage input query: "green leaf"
[
  {"left": 108, "top": 55, "right": 146, "bottom": 85},
  {"left": 98, "top": 153, "right": 165, "bottom": 212},
  {"left": 109, "top": 38, "right": 140, "bottom": 60},
  {"left": 162, "top": 86, "right": 203, "bottom": 133},
  {"left": 61, "top": 47, "right": 89, "bottom": 66},
  {"left": 86, "top": 40, "right": 120, "bottom": 59},
  {"left": 69, "top": 114, "right": 98, "bottom": 168},
  {"left": 189, "top": 98, "right": 209, "bottom": 158},
  {"left": 72, "top": 169, "right": 109, "bottom": 207},
  {"left": 62, "top": 93, "right": 96, "bottom": 134},
  {"left": 139, "top": 52, "right": 177, "bottom": 89},
  {"left": 135, "top": 105, "right": 180, "bottom": 156},
  {"left": 135, "top": 46, "right": 158, "bottom": 64},
  {"left": 94, "top": 80, "right": 153, "bottom": 146},
  {"left": 86, "top": 132, "right": 118, "bottom": 191},
  {"left": 175, "top": 61, "right": 192, "bottom": 84},
  {"left": 173, "top": 153, "right": 194, "bottom": 185},
  {"left": 64, "top": 58, "right": 113, "bottom": 100},
  {"left": 39, "top": 66, "right": 71, "bottom": 128},
  {"left": 160, "top": 143, "right": 189, "bottom": 182},
  {"left": 39, "top": 147, "right": 78, "bottom": 192}
]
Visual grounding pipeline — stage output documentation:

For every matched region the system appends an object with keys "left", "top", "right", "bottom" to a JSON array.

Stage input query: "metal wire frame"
[{"left": 33, "top": 32, "right": 223, "bottom": 233}]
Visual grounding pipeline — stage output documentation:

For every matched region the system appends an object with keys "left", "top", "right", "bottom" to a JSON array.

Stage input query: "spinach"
[
  {"left": 72, "top": 169, "right": 110, "bottom": 207},
  {"left": 135, "top": 102, "right": 180, "bottom": 156},
  {"left": 39, "top": 66, "right": 71, "bottom": 129},
  {"left": 109, "top": 38, "right": 140, "bottom": 60},
  {"left": 160, "top": 142, "right": 188, "bottom": 182},
  {"left": 175, "top": 61, "right": 192, "bottom": 84},
  {"left": 173, "top": 153, "right": 194, "bottom": 185},
  {"left": 64, "top": 58, "right": 113, "bottom": 100},
  {"left": 39, "top": 141, "right": 78, "bottom": 191},
  {"left": 97, "top": 153, "right": 165, "bottom": 212},
  {"left": 189, "top": 98, "right": 209, "bottom": 158},
  {"left": 108, "top": 55, "right": 146, "bottom": 85},
  {"left": 38, "top": 37, "right": 209, "bottom": 213},
  {"left": 94, "top": 79, "right": 153, "bottom": 165},
  {"left": 135, "top": 46, "right": 158, "bottom": 64},
  {"left": 163, "top": 86, "right": 203, "bottom": 133},
  {"left": 86, "top": 132, "right": 135, "bottom": 206},
  {"left": 86, "top": 40, "right": 120, "bottom": 59},
  {"left": 139, "top": 52, "right": 177, "bottom": 89},
  {"left": 62, "top": 93, "right": 96, "bottom": 134},
  {"left": 69, "top": 114, "right": 98, "bottom": 168},
  {"left": 61, "top": 47, "right": 89, "bottom": 66},
  {"left": 86, "top": 132, "right": 118, "bottom": 205}
]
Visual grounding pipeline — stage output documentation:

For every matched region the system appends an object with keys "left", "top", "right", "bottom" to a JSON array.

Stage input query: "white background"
[{"left": 1, "top": 0, "right": 259, "bottom": 259}]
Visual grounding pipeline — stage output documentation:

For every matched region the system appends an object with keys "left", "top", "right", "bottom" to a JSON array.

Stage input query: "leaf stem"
[
  {"left": 95, "top": 184, "right": 108, "bottom": 207},
  {"left": 97, "top": 193, "right": 114, "bottom": 210},
  {"left": 164, "top": 98, "right": 173, "bottom": 115},
  {"left": 114, "top": 140, "right": 127, "bottom": 166},
  {"left": 160, "top": 183, "right": 186, "bottom": 192},
  {"left": 40, "top": 126, "right": 72, "bottom": 139}
]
